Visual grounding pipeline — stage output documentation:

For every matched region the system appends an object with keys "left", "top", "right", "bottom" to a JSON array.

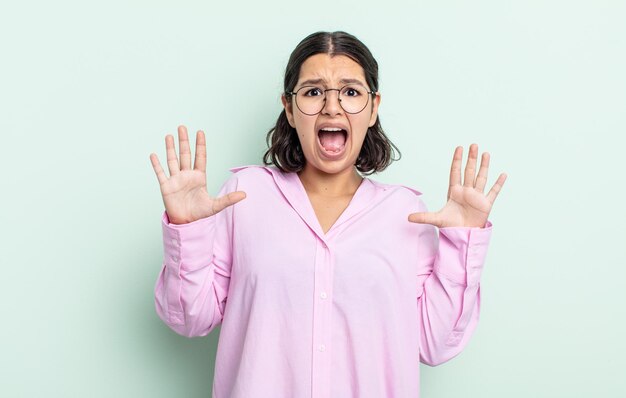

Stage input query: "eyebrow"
[{"left": 298, "top": 78, "right": 368, "bottom": 87}]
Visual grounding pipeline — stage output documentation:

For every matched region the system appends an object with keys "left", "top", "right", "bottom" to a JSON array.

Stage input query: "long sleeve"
[
  {"left": 415, "top": 202, "right": 493, "bottom": 366},
  {"left": 154, "top": 176, "right": 237, "bottom": 338}
]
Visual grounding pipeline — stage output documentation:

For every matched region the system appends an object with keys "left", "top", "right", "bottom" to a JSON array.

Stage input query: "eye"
[
  {"left": 303, "top": 87, "right": 323, "bottom": 97},
  {"left": 342, "top": 86, "right": 362, "bottom": 97}
]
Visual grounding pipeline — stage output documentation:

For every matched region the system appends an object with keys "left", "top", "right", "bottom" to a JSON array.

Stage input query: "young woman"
[{"left": 150, "top": 31, "right": 507, "bottom": 398}]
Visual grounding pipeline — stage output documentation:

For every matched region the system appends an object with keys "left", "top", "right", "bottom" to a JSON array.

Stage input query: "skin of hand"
[
  {"left": 149, "top": 125, "right": 247, "bottom": 225},
  {"left": 408, "top": 143, "right": 507, "bottom": 228}
]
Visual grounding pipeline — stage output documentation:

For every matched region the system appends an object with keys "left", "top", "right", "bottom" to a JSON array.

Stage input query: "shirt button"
[
  {"left": 171, "top": 238, "right": 178, "bottom": 246},
  {"left": 319, "top": 344, "right": 326, "bottom": 352},
  {"left": 171, "top": 256, "right": 178, "bottom": 263},
  {"left": 320, "top": 292, "right": 327, "bottom": 299}
]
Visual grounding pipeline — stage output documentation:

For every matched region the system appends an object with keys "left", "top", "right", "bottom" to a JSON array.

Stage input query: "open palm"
[
  {"left": 408, "top": 144, "right": 507, "bottom": 228},
  {"left": 149, "top": 125, "right": 246, "bottom": 225}
]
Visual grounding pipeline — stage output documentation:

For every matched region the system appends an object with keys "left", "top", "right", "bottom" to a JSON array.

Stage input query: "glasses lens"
[
  {"left": 295, "top": 85, "right": 371, "bottom": 115},
  {"left": 339, "top": 85, "right": 370, "bottom": 114},
  {"left": 295, "top": 86, "right": 325, "bottom": 115}
]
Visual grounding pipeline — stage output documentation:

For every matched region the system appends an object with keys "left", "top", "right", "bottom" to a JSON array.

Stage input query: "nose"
[{"left": 321, "top": 89, "right": 343, "bottom": 115}]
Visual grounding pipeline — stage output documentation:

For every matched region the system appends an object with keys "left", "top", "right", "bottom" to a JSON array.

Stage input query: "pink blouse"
[{"left": 155, "top": 164, "right": 493, "bottom": 398}]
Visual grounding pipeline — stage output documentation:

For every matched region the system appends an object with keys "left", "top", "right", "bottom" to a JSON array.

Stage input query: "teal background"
[{"left": 2, "top": 0, "right": 625, "bottom": 397}]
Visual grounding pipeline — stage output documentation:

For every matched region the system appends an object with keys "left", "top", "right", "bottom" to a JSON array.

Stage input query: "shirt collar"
[{"left": 229, "top": 164, "right": 419, "bottom": 242}]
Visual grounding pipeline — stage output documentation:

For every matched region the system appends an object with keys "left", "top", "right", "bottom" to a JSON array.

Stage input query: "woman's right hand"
[{"left": 149, "top": 125, "right": 247, "bottom": 225}]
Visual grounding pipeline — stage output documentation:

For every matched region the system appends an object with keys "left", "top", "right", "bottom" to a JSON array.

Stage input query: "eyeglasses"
[{"left": 286, "top": 84, "right": 376, "bottom": 116}]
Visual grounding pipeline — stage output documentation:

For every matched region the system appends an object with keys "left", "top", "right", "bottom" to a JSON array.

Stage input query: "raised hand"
[
  {"left": 149, "top": 125, "right": 246, "bottom": 225},
  {"left": 408, "top": 144, "right": 506, "bottom": 228}
]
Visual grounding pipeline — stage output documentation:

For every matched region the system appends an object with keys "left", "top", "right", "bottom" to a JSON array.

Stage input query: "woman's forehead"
[{"left": 297, "top": 53, "right": 367, "bottom": 86}]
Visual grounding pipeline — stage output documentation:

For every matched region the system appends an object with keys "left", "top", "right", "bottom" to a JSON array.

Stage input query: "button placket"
[{"left": 311, "top": 239, "right": 333, "bottom": 398}]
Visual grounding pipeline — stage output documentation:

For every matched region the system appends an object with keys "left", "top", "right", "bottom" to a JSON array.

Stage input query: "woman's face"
[{"left": 282, "top": 53, "right": 380, "bottom": 177}]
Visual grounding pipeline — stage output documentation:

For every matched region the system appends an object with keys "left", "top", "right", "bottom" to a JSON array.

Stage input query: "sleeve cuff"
[
  {"left": 435, "top": 220, "right": 493, "bottom": 285},
  {"left": 161, "top": 211, "right": 217, "bottom": 273}
]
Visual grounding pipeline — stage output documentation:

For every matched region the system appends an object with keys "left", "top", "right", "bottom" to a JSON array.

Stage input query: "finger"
[
  {"left": 150, "top": 153, "right": 168, "bottom": 185},
  {"left": 178, "top": 125, "right": 192, "bottom": 171},
  {"left": 211, "top": 191, "right": 247, "bottom": 214},
  {"left": 165, "top": 134, "right": 180, "bottom": 176},
  {"left": 486, "top": 173, "right": 507, "bottom": 204},
  {"left": 194, "top": 130, "right": 206, "bottom": 172},
  {"left": 474, "top": 152, "right": 490, "bottom": 193},
  {"left": 408, "top": 211, "right": 442, "bottom": 228},
  {"left": 448, "top": 146, "right": 463, "bottom": 199},
  {"left": 463, "top": 143, "right": 478, "bottom": 188}
]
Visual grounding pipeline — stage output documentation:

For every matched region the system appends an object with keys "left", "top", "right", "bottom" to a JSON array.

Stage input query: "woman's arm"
[
  {"left": 154, "top": 202, "right": 234, "bottom": 337},
  {"left": 149, "top": 125, "right": 245, "bottom": 337},
  {"left": 409, "top": 144, "right": 505, "bottom": 365},
  {"left": 416, "top": 218, "right": 492, "bottom": 366}
]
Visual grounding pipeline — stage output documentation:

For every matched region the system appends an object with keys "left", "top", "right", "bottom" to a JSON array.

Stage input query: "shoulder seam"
[
  {"left": 398, "top": 184, "right": 422, "bottom": 196},
  {"left": 229, "top": 164, "right": 263, "bottom": 173},
  {"left": 369, "top": 179, "right": 422, "bottom": 196}
]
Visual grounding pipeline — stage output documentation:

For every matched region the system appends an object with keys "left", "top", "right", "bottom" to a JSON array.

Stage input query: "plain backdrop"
[{"left": 1, "top": 1, "right": 625, "bottom": 397}]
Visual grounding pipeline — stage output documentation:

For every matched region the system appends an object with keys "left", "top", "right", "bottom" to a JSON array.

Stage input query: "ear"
[
  {"left": 368, "top": 92, "right": 381, "bottom": 127},
  {"left": 281, "top": 94, "right": 296, "bottom": 128}
]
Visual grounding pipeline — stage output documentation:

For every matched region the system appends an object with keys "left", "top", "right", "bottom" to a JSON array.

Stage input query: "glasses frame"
[{"left": 286, "top": 84, "right": 377, "bottom": 116}]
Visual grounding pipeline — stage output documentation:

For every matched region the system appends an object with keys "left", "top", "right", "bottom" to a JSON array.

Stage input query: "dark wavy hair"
[{"left": 262, "top": 31, "right": 401, "bottom": 175}]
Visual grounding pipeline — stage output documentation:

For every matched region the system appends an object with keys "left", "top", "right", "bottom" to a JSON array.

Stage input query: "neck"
[{"left": 297, "top": 164, "right": 363, "bottom": 197}]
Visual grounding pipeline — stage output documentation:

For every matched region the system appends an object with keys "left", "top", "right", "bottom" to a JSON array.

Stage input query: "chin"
[{"left": 312, "top": 157, "right": 357, "bottom": 175}]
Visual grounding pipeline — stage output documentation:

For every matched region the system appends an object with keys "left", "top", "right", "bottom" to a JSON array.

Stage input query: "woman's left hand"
[{"left": 408, "top": 144, "right": 507, "bottom": 228}]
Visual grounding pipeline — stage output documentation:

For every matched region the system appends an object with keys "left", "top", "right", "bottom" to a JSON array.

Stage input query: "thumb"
[
  {"left": 212, "top": 191, "right": 247, "bottom": 214},
  {"left": 408, "top": 211, "right": 441, "bottom": 227}
]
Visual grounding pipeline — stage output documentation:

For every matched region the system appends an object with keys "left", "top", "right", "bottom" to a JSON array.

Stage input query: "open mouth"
[{"left": 318, "top": 128, "right": 348, "bottom": 153}]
